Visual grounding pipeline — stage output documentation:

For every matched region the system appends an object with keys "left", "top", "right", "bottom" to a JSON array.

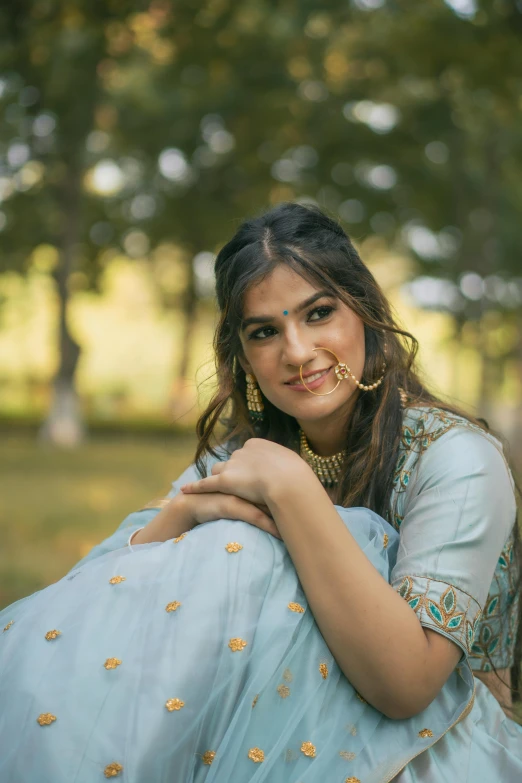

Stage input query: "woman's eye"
[
  {"left": 309, "top": 305, "right": 334, "bottom": 320},
  {"left": 248, "top": 305, "right": 335, "bottom": 340}
]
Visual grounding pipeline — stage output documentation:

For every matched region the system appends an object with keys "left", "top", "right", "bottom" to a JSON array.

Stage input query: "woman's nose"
[{"left": 281, "top": 331, "right": 317, "bottom": 369}]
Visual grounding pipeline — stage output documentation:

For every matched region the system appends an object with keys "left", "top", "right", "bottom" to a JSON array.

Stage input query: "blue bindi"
[{"left": 283, "top": 310, "right": 289, "bottom": 316}]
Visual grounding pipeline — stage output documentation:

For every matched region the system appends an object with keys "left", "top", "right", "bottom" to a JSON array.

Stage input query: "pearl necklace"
[{"left": 298, "top": 429, "right": 347, "bottom": 488}]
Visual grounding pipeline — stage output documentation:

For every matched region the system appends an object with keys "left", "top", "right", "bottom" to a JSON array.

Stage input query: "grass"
[{"left": 0, "top": 431, "right": 197, "bottom": 608}]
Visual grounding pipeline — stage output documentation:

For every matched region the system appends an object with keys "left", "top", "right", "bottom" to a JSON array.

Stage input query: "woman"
[{"left": 0, "top": 202, "right": 521, "bottom": 782}]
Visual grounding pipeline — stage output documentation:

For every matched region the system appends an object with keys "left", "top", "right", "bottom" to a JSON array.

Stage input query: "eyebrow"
[{"left": 240, "top": 289, "right": 333, "bottom": 331}]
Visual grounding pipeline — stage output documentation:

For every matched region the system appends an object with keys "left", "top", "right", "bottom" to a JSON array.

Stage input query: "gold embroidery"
[
  {"left": 165, "top": 601, "right": 181, "bottom": 613},
  {"left": 109, "top": 576, "right": 126, "bottom": 585},
  {"left": 104, "top": 762, "right": 123, "bottom": 778},
  {"left": 202, "top": 750, "right": 216, "bottom": 765},
  {"left": 173, "top": 534, "right": 186, "bottom": 543},
  {"left": 340, "top": 750, "right": 356, "bottom": 760},
  {"left": 45, "top": 630, "right": 61, "bottom": 640},
  {"left": 418, "top": 728, "right": 434, "bottom": 738},
  {"left": 225, "top": 542, "right": 243, "bottom": 553},
  {"left": 165, "top": 698, "right": 185, "bottom": 711},
  {"left": 37, "top": 713, "right": 56, "bottom": 726},
  {"left": 319, "top": 662, "right": 328, "bottom": 679},
  {"left": 229, "top": 637, "right": 247, "bottom": 652},
  {"left": 277, "top": 684, "right": 290, "bottom": 698},
  {"left": 355, "top": 692, "right": 367, "bottom": 704},
  {"left": 300, "top": 741, "right": 316, "bottom": 758},
  {"left": 248, "top": 747, "right": 265, "bottom": 763},
  {"left": 288, "top": 602, "right": 305, "bottom": 613},
  {"left": 252, "top": 694, "right": 259, "bottom": 708},
  {"left": 383, "top": 533, "right": 389, "bottom": 549},
  {"left": 345, "top": 778, "right": 361, "bottom": 783},
  {"left": 396, "top": 575, "right": 479, "bottom": 653},
  {"left": 104, "top": 658, "right": 122, "bottom": 670},
  {"left": 345, "top": 723, "right": 358, "bottom": 736},
  {"left": 283, "top": 668, "right": 293, "bottom": 682},
  {"left": 3, "top": 620, "right": 14, "bottom": 632}
]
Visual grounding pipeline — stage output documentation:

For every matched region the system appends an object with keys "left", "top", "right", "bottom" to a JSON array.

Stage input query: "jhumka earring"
[{"left": 245, "top": 373, "right": 265, "bottom": 424}]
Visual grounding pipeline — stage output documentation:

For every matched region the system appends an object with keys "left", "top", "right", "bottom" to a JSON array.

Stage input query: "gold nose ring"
[{"left": 298, "top": 347, "right": 344, "bottom": 396}]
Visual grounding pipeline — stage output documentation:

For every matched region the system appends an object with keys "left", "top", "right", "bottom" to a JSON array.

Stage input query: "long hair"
[{"left": 193, "top": 201, "right": 521, "bottom": 704}]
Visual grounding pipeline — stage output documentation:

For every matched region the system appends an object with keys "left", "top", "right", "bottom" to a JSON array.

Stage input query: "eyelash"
[{"left": 247, "top": 305, "right": 336, "bottom": 341}]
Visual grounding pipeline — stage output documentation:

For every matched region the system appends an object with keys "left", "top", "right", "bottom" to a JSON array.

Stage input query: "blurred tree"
[{"left": 0, "top": 0, "right": 521, "bottom": 441}]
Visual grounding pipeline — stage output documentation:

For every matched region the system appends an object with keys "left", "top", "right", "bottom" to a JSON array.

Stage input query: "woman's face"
[{"left": 238, "top": 265, "right": 365, "bottom": 426}]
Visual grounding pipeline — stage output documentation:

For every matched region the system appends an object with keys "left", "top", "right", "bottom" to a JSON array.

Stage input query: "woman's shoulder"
[{"left": 399, "top": 403, "right": 514, "bottom": 492}]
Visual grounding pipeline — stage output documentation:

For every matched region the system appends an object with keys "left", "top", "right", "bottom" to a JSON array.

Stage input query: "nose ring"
[{"left": 298, "top": 347, "right": 344, "bottom": 396}]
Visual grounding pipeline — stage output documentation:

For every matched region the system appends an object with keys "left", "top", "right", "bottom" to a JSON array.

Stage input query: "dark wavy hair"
[{"left": 193, "top": 201, "right": 521, "bottom": 707}]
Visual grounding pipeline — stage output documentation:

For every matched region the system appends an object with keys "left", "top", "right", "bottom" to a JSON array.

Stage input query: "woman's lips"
[{"left": 285, "top": 366, "right": 332, "bottom": 392}]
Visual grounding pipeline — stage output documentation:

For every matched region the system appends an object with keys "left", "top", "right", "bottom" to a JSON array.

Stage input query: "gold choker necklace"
[{"left": 298, "top": 429, "right": 347, "bottom": 488}]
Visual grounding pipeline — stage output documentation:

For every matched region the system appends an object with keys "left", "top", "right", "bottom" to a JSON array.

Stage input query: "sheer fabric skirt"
[{"left": 0, "top": 507, "right": 520, "bottom": 782}]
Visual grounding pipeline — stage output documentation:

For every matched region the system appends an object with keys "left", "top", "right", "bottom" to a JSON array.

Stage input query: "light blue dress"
[{"left": 0, "top": 406, "right": 521, "bottom": 782}]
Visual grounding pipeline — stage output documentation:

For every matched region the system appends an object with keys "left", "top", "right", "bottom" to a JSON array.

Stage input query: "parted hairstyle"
[{"left": 194, "top": 201, "right": 521, "bottom": 704}]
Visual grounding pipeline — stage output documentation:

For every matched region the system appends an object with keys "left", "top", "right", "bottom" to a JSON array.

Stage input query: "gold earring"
[{"left": 245, "top": 373, "right": 265, "bottom": 422}]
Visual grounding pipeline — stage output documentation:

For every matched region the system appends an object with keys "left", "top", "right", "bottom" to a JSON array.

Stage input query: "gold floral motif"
[
  {"left": 283, "top": 668, "right": 293, "bottom": 682},
  {"left": 165, "top": 601, "right": 181, "bottom": 613},
  {"left": 45, "top": 629, "right": 61, "bottom": 640},
  {"left": 418, "top": 728, "right": 434, "bottom": 738},
  {"left": 345, "top": 778, "right": 361, "bottom": 783},
  {"left": 165, "top": 698, "right": 185, "bottom": 711},
  {"left": 340, "top": 750, "right": 356, "bottom": 760},
  {"left": 104, "top": 658, "right": 122, "bottom": 670},
  {"left": 2, "top": 620, "right": 14, "bottom": 632},
  {"left": 252, "top": 694, "right": 259, "bottom": 708},
  {"left": 288, "top": 602, "right": 305, "bottom": 614},
  {"left": 277, "top": 684, "right": 290, "bottom": 699},
  {"left": 383, "top": 533, "right": 389, "bottom": 549},
  {"left": 225, "top": 542, "right": 243, "bottom": 553},
  {"left": 228, "top": 637, "right": 248, "bottom": 652},
  {"left": 37, "top": 713, "right": 56, "bottom": 726},
  {"left": 348, "top": 725, "right": 357, "bottom": 736},
  {"left": 300, "top": 741, "right": 316, "bottom": 758},
  {"left": 104, "top": 762, "right": 123, "bottom": 778},
  {"left": 355, "top": 692, "right": 367, "bottom": 704},
  {"left": 319, "top": 662, "right": 328, "bottom": 679},
  {"left": 109, "top": 576, "right": 126, "bottom": 585},
  {"left": 173, "top": 534, "right": 187, "bottom": 544},
  {"left": 248, "top": 747, "right": 265, "bottom": 763},
  {"left": 202, "top": 750, "right": 216, "bottom": 765}
]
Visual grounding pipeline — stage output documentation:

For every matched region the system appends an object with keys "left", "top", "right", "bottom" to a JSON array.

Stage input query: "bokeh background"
[{"left": 0, "top": 0, "right": 521, "bottom": 612}]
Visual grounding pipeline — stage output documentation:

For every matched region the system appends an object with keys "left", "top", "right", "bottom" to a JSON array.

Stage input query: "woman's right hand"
[{"left": 181, "top": 492, "right": 281, "bottom": 539}]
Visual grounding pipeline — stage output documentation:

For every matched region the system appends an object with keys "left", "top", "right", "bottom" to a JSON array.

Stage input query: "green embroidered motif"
[
  {"left": 425, "top": 587, "right": 465, "bottom": 633},
  {"left": 396, "top": 577, "right": 424, "bottom": 615},
  {"left": 396, "top": 577, "right": 475, "bottom": 651},
  {"left": 391, "top": 406, "right": 519, "bottom": 670}
]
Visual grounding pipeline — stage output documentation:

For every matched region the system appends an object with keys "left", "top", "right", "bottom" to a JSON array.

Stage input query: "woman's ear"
[{"left": 237, "top": 353, "right": 253, "bottom": 376}]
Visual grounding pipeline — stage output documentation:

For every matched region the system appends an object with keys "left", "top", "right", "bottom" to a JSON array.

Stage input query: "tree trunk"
[
  {"left": 168, "top": 257, "right": 199, "bottom": 422},
  {"left": 39, "top": 171, "right": 84, "bottom": 447}
]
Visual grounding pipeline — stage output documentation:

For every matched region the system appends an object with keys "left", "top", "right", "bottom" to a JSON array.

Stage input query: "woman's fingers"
[{"left": 180, "top": 475, "right": 222, "bottom": 494}]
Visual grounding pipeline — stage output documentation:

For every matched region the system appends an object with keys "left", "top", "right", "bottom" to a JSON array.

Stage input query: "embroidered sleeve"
[
  {"left": 394, "top": 575, "right": 482, "bottom": 656},
  {"left": 468, "top": 531, "right": 521, "bottom": 671},
  {"left": 390, "top": 425, "right": 516, "bottom": 657}
]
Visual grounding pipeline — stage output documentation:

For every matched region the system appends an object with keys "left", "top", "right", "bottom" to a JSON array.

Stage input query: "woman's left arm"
[
  {"left": 266, "top": 430, "right": 516, "bottom": 719},
  {"left": 182, "top": 434, "right": 516, "bottom": 720},
  {"left": 265, "top": 474, "right": 461, "bottom": 719}
]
